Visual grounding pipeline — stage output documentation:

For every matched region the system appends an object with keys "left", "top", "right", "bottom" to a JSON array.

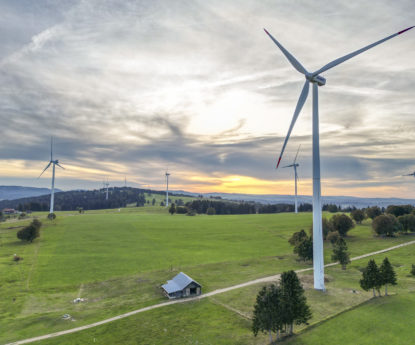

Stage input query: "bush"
[
  {"left": 18, "top": 212, "right": 27, "bottom": 220},
  {"left": 366, "top": 206, "right": 382, "bottom": 219},
  {"left": 206, "top": 207, "right": 216, "bottom": 215},
  {"left": 176, "top": 206, "right": 188, "bottom": 214},
  {"left": 386, "top": 205, "right": 413, "bottom": 217},
  {"left": 351, "top": 209, "right": 365, "bottom": 224},
  {"left": 372, "top": 214, "right": 402, "bottom": 237},
  {"left": 186, "top": 209, "right": 196, "bottom": 216},
  {"left": 330, "top": 214, "right": 354, "bottom": 237},
  {"left": 411, "top": 264, "right": 415, "bottom": 277},
  {"left": 322, "top": 218, "right": 333, "bottom": 240},
  {"left": 13, "top": 254, "right": 22, "bottom": 262},
  {"left": 397, "top": 214, "right": 415, "bottom": 233},
  {"left": 47, "top": 213, "right": 56, "bottom": 220},
  {"left": 17, "top": 219, "right": 42, "bottom": 243},
  {"left": 326, "top": 231, "right": 341, "bottom": 244}
]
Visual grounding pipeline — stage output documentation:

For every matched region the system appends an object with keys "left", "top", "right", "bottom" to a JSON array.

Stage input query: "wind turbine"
[
  {"left": 403, "top": 172, "right": 415, "bottom": 177},
  {"left": 283, "top": 145, "right": 301, "bottom": 214},
  {"left": 103, "top": 178, "right": 110, "bottom": 200},
  {"left": 264, "top": 26, "right": 414, "bottom": 291},
  {"left": 165, "top": 170, "right": 170, "bottom": 207},
  {"left": 38, "top": 138, "right": 65, "bottom": 215}
]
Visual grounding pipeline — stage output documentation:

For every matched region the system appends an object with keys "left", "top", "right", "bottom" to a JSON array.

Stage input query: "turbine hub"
[{"left": 306, "top": 74, "right": 326, "bottom": 86}]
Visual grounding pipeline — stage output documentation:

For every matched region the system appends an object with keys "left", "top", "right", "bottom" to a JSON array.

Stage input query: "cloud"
[{"left": 0, "top": 0, "right": 414, "bottom": 197}]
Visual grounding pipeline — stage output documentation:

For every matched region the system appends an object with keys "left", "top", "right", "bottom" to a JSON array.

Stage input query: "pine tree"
[
  {"left": 279, "top": 271, "right": 312, "bottom": 335},
  {"left": 360, "top": 259, "right": 382, "bottom": 297},
  {"left": 331, "top": 238, "right": 351, "bottom": 270},
  {"left": 169, "top": 203, "right": 176, "bottom": 215},
  {"left": 379, "top": 257, "right": 397, "bottom": 296},
  {"left": 252, "top": 285, "right": 283, "bottom": 342}
]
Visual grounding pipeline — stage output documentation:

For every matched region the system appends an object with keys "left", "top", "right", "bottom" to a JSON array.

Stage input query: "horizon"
[{"left": 1, "top": 1, "right": 414, "bottom": 198}]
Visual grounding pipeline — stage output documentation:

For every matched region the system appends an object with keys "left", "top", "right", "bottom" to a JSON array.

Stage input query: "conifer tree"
[
  {"left": 379, "top": 257, "right": 397, "bottom": 296},
  {"left": 360, "top": 259, "right": 382, "bottom": 297},
  {"left": 279, "top": 271, "right": 312, "bottom": 335},
  {"left": 331, "top": 238, "right": 351, "bottom": 270}
]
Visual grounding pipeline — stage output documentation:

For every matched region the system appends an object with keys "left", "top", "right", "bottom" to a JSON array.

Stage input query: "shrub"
[
  {"left": 351, "top": 209, "right": 365, "bottom": 224},
  {"left": 372, "top": 214, "right": 402, "bottom": 237},
  {"left": 322, "top": 218, "right": 333, "bottom": 240},
  {"left": 386, "top": 205, "right": 413, "bottom": 217},
  {"left": 47, "top": 213, "right": 56, "bottom": 220},
  {"left": 330, "top": 214, "right": 355, "bottom": 237},
  {"left": 206, "top": 207, "right": 216, "bottom": 215},
  {"left": 397, "top": 214, "right": 415, "bottom": 233},
  {"left": 18, "top": 212, "right": 27, "bottom": 220},
  {"left": 176, "top": 206, "right": 188, "bottom": 214},
  {"left": 366, "top": 206, "right": 382, "bottom": 219},
  {"left": 411, "top": 264, "right": 415, "bottom": 277},
  {"left": 326, "top": 231, "right": 341, "bottom": 244},
  {"left": 17, "top": 219, "right": 42, "bottom": 243},
  {"left": 186, "top": 209, "right": 196, "bottom": 216}
]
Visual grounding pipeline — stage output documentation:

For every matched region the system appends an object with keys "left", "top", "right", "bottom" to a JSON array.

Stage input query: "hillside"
[{"left": 0, "top": 186, "right": 61, "bottom": 201}]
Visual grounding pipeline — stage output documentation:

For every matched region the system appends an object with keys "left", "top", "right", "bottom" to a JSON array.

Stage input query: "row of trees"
[
  {"left": 252, "top": 271, "right": 311, "bottom": 342},
  {"left": 185, "top": 200, "right": 256, "bottom": 215},
  {"left": 360, "top": 258, "right": 397, "bottom": 296}
]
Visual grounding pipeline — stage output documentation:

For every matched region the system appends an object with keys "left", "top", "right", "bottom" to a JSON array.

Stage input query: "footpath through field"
[{"left": 6, "top": 240, "right": 415, "bottom": 345}]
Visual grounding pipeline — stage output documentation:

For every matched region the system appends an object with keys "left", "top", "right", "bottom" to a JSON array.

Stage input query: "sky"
[{"left": 0, "top": 0, "right": 414, "bottom": 197}]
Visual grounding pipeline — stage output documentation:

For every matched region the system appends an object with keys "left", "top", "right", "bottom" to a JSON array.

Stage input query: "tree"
[
  {"left": 152, "top": 198, "right": 156, "bottom": 206},
  {"left": 372, "top": 214, "right": 401, "bottom": 237},
  {"left": 366, "top": 206, "right": 382, "bottom": 219},
  {"left": 386, "top": 204, "right": 413, "bottom": 217},
  {"left": 160, "top": 201, "right": 165, "bottom": 207},
  {"left": 47, "top": 213, "right": 56, "bottom": 220},
  {"left": 360, "top": 259, "right": 382, "bottom": 297},
  {"left": 411, "top": 264, "right": 415, "bottom": 277},
  {"left": 289, "top": 229, "right": 308, "bottom": 246},
  {"left": 279, "top": 271, "right": 312, "bottom": 335},
  {"left": 252, "top": 285, "right": 283, "bottom": 342},
  {"left": 397, "top": 214, "right": 415, "bottom": 233},
  {"left": 351, "top": 209, "right": 365, "bottom": 224},
  {"left": 206, "top": 207, "right": 216, "bottom": 215},
  {"left": 17, "top": 219, "right": 41, "bottom": 243},
  {"left": 169, "top": 203, "right": 176, "bottom": 215},
  {"left": 331, "top": 238, "right": 350, "bottom": 270},
  {"left": 322, "top": 217, "right": 333, "bottom": 240},
  {"left": 379, "top": 257, "right": 397, "bottom": 296},
  {"left": 295, "top": 237, "right": 313, "bottom": 262},
  {"left": 330, "top": 214, "right": 355, "bottom": 237},
  {"left": 326, "top": 231, "right": 340, "bottom": 244}
]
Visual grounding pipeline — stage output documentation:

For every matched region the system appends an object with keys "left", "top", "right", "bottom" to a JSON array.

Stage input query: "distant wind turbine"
[
  {"left": 38, "top": 138, "right": 65, "bottom": 214},
  {"left": 282, "top": 145, "right": 301, "bottom": 214},
  {"left": 264, "top": 26, "right": 414, "bottom": 291},
  {"left": 103, "top": 179, "right": 110, "bottom": 200},
  {"left": 165, "top": 170, "right": 170, "bottom": 207}
]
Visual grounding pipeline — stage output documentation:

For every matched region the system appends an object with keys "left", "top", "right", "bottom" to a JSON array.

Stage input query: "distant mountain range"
[
  {"left": 1, "top": 185, "right": 415, "bottom": 209},
  {"left": 174, "top": 191, "right": 415, "bottom": 208},
  {"left": 0, "top": 186, "right": 61, "bottom": 201}
]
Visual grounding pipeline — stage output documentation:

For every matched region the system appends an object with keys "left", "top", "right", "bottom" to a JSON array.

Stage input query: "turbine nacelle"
[{"left": 306, "top": 74, "right": 326, "bottom": 86}]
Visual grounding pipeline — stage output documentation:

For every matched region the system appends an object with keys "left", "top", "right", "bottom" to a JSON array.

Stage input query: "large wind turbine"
[
  {"left": 283, "top": 145, "right": 301, "bottom": 214},
  {"left": 264, "top": 26, "right": 414, "bottom": 291},
  {"left": 38, "top": 138, "right": 65, "bottom": 215},
  {"left": 165, "top": 170, "right": 170, "bottom": 207}
]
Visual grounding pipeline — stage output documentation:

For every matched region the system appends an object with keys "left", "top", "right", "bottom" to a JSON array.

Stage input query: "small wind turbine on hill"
[
  {"left": 103, "top": 179, "right": 110, "bottom": 200},
  {"left": 264, "top": 25, "right": 414, "bottom": 290},
  {"left": 38, "top": 138, "right": 65, "bottom": 215},
  {"left": 165, "top": 170, "right": 170, "bottom": 207},
  {"left": 282, "top": 145, "right": 301, "bottom": 214}
]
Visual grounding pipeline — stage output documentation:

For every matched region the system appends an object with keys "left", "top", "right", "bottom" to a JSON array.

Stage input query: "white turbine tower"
[
  {"left": 103, "top": 179, "right": 110, "bottom": 200},
  {"left": 38, "top": 138, "right": 65, "bottom": 215},
  {"left": 282, "top": 145, "right": 301, "bottom": 214},
  {"left": 165, "top": 170, "right": 170, "bottom": 207},
  {"left": 265, "top": 26, "right": 414, "bottom": 290}
]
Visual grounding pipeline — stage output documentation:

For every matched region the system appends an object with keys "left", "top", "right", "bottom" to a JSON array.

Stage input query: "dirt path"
[{"left": 6, "top": 240, "right": 415, "bottom": 345}]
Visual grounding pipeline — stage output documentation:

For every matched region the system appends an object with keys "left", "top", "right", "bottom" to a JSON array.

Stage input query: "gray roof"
[{"left": 162, "top": 272, "right": 201, "bottom": 294}]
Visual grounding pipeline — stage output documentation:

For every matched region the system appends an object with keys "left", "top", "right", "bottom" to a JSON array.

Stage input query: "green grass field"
[{"left": 1, "top": 208, "right": 415, "bottom": 344}]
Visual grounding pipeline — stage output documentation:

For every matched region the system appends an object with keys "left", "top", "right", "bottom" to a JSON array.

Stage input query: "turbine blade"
[
  {"left": 56, "top": 163, "right": 65, "bottom": 169},
  {"left": 264, "top": 29, "right": 308, "bottom": 75},
  {"left": 276, "top": 80, "right": 309, "bottom": 169},
  {"left": 38, "top": 162, "right": 52, "bottom": 178},
  {"left": 50, "top": 137, "right": 53, "bottom": 161},
  {"left": 282, "top": 164, "right": 294, "bottom": 168},
  {"left": 293, "top": 144, "right": 301, "bottom": 164},
  {"left": 312, "top": 26, "right": 415, "bottom": 76}
]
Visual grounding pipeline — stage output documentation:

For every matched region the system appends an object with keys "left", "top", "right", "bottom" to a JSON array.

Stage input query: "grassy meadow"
[{"left": 1, "top": 206, "right": 415, "bottom": 344}]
